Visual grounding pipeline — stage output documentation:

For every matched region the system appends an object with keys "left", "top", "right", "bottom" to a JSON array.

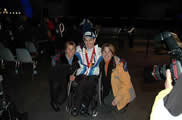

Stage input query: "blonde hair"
[
  {"left": 65, "top": 41, "right": 76, "bottom": 50},
  {"left": 101, "top": 43, "right": 116, "bottom": 55}
]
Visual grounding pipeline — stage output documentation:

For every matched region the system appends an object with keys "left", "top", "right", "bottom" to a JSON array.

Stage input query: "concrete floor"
[{"left": 2, "top": 28, "right": 171, "bottom": 120}]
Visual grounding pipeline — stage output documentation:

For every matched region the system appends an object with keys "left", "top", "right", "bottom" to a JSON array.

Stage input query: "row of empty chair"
[
  {"left": 0, "top": 41, "right": 38, "bottom": 79},
  {"left": 0, "top": 41, "right": 38, "bottom": 55}
]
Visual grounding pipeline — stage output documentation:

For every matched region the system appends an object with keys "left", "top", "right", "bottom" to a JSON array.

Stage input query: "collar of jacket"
[
  {"left": 58, "top": 53, "right": 78, "bottom": 65},
  {"left": 100, "top": 57, "right": 116, "bottom": 71}
]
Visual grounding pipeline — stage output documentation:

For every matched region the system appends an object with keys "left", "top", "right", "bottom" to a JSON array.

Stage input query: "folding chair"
[
  {"left": 25, "top": 41, "right": 38, "bottom": 58},
  {"left": 16, "top": 48, "right": 37, "bottom": 80},
  {"left": 0, "top": 48, "right": 16, "bottom": 71},
  {"left": 36, "top": 39, "right": 49, "bottom": 55},
  {"left": 25, "top": 41, "right": 38, "bottom": 73}
]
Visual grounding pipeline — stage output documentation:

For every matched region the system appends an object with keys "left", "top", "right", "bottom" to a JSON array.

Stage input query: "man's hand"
[
  {"left": 112, "top": 98, "right": 118, "bottom": 106},
  {"left": 70, "top": 75, "right": 76, "bottom": 81},
  {"left": 165, "top": 69, "right": 173, "bottom": 89}
]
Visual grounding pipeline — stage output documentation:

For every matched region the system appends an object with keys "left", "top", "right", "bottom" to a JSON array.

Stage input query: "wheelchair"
[{"left": 66, "top": 74, "right": 103, "bottom": 117}]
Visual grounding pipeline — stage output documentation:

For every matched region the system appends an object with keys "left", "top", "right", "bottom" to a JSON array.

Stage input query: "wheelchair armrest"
[{"left": 71, "top": 81, "right": 79, "bottom": 88}]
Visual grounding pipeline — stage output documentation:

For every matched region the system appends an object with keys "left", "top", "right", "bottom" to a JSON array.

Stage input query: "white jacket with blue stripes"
[{"left": 75, "top": 44, "right": 102, "bottom": 76}]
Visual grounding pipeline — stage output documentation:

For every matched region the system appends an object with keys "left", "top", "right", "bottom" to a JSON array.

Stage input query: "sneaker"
[
  {"left": 71, "top": 107, "right": 79, "bottom": 117},
  {"left": 80, "top": 104, "right": 88, "bottom": 115},
  {"left": 90, "top": 109, "right": 98, "bottom": 117}
]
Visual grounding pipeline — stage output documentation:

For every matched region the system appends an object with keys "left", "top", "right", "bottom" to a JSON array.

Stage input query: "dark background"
[
  {"left": 0, "top": 0, "right": 181, "bottom": 16},
  {"left": 0, "top": 0, "right": 182, "bottom": 28}
]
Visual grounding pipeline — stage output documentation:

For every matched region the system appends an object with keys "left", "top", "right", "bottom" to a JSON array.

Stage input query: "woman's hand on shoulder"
[{"left": 114, "top": 56, "right": 120, "bottom": 65}]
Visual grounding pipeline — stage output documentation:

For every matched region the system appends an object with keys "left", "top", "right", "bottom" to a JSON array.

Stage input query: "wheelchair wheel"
[
  {"left": 65, "top": 105, "right": 70, "bottom": 113},
  {"left": 66, "top": 86, "right": 75, "bottom": 113},
  {"left": 66, "top": 80, "right": 79, "bottom": 114}
]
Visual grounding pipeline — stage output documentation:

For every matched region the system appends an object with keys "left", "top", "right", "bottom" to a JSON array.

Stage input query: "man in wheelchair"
[{"left": 68, "top": 31, "right": 102, "bottom": 117}]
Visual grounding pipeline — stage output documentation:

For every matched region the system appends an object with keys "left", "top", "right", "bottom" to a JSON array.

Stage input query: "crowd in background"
[{"left": 0, "top": 16, "right": 97, "bottom": 57}]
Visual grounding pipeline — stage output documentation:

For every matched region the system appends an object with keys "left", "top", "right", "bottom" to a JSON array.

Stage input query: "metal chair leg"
[
  {"left": 15, "top": 61, "right": 20, "bottom": 74},
  {"left": 1, "top": 60, "right": 5, "bottom": 70},
  {"left": 32, "top": 63, "right": 35, "bottom": 80}
]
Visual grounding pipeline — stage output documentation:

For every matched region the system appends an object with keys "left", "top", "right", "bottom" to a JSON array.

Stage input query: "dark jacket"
[
  {"left": 49, "top": 54, "right": 79, "bottom": 105},
  {"left": 99, "top": 57, "right": 116, "bottom": 97},
  {"left": 56, "top": 54, "right": 79, "bottom": 75},
  {"left": 99, "top": 57, "right": 136, "bottom": 110}
]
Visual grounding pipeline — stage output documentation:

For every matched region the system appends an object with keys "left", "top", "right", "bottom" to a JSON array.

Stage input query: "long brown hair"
[{"left": 101, "top": 43, "right": 116, "bottom": 55}]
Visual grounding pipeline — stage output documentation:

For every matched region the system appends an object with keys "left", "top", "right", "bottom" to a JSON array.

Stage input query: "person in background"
[
  {"left": 49, "top": 41, "right": 79, "bottom": 112},
  {"left": 150, "top": 69, "right": 182, "bottom": 120},
  {"left": 44, "top": 17, "right": 56, "bottom": 56},
  {"left": 99, "top": 43, "right": 136, "bottom": 111},
  {"left": 54, "top": 17, "right": 65, "bottom": 51},
  {"left": 80, "top": 17, "right": 93, "bottom": 34}
]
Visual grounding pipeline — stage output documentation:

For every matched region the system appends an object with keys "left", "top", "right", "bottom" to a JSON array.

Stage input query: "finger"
[
  {"left": 113, "top": 102, "right": 116, "bottom": 106},
  {"left": 112, "top": 101, "right": 115, "bottom": 106},
  {"left": 112, "top": 100, "right": 116, "bottom": 106},
  {"left": 112, "top": 100, "right": 114, "bottom": 105},
  {"left": 166, "top": 69, "right": 172, "bottom": 81}
]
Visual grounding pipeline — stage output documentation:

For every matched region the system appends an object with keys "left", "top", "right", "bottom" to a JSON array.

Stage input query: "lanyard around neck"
[{"left": 85, "top": 47, "right": 95, "bottom": 68}]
